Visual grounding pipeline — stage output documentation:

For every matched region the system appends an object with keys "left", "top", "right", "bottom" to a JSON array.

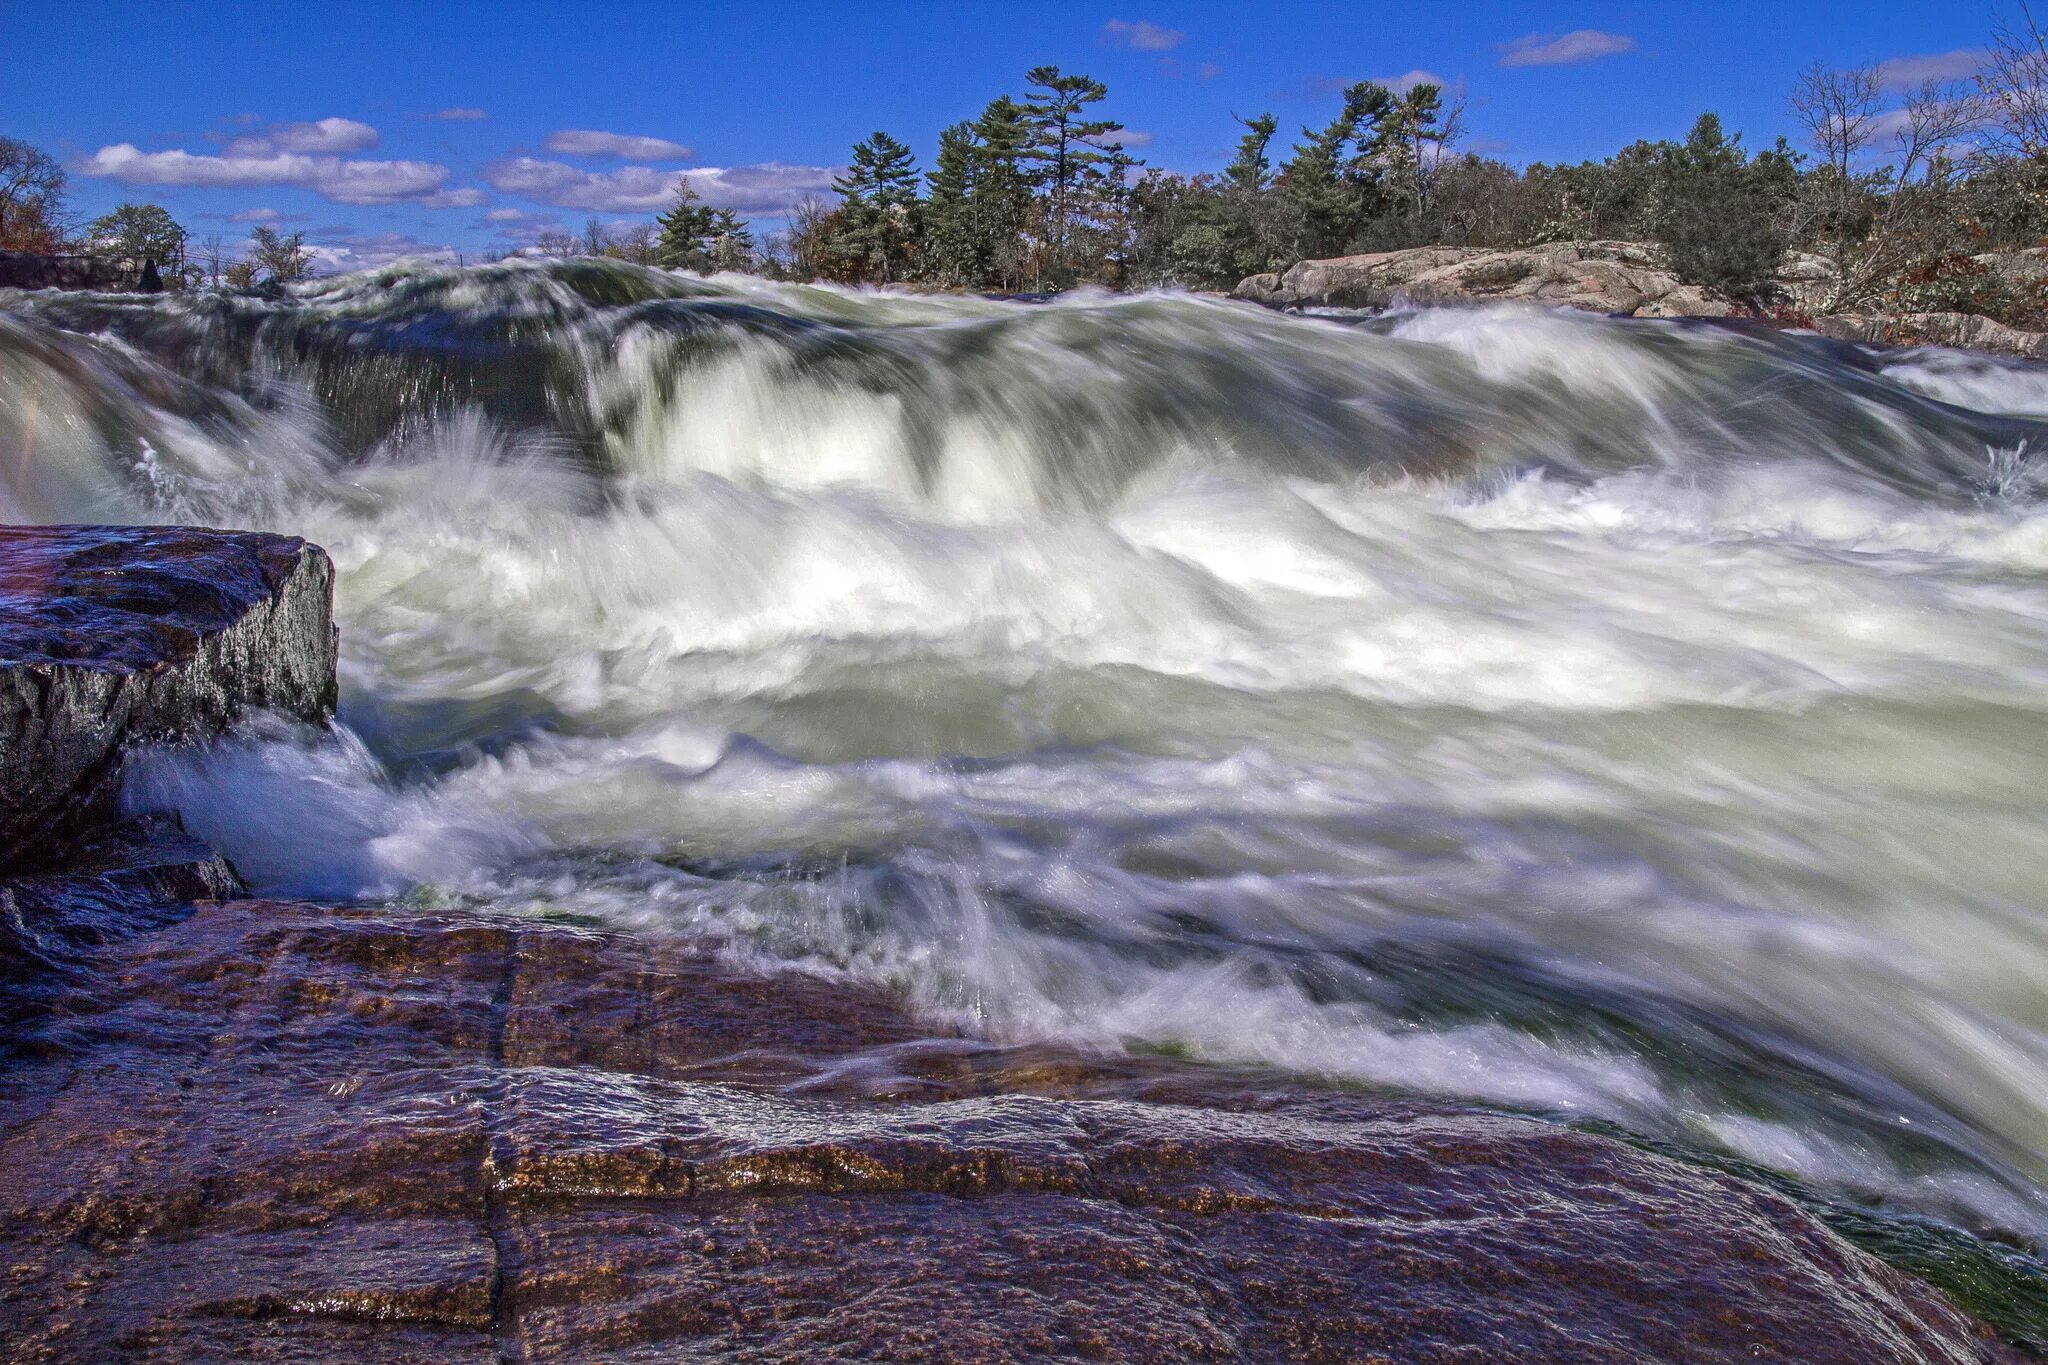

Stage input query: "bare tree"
[
  {"left": 533, "top": 229, "right": 578, "bottom": 258},
  {"left": 1982, "top": 1, "right": 2048, "bottom": 158},
  {"left": 608, "top": 221, "right": 658, "bottom": 265},
  {"left": 196, "top": 233, "right": 229, "bottom": 287},
  {"left": 247, "top": 225, "right": 315, "bottom": 284},
  {"left": 0, "top": 137, "right": 68, "bottom": 251},
  {"left": 1789, "top": 63, "right": 1985, "bottom": 311},
  {"left": 784, "top": 196, "right": 834, "bottom": 280},
  {"left": 582, "top": 217, "right": 612, "bottom": 256}
]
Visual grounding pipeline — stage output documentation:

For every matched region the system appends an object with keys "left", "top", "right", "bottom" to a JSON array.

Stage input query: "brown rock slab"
[
  {"left": 0, "top": 524, "right": 338, "bottom": 869},
  {"left": 0, "top": 898, "right": 2024, "bottom": 1362}
]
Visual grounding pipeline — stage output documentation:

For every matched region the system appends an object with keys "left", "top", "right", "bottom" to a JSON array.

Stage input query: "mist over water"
[{"left": 8, "top": 260, "right": 2048, "bottom": 1250}]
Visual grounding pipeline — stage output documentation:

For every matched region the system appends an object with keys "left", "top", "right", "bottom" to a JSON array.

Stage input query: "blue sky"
[{"left": 3, "top": 0, "right": 1997, "bottom": 270}]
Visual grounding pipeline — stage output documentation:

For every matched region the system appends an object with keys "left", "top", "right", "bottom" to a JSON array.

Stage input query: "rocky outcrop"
[
  {"left": 0, "top": 896, "right": 2027, "bottom": 1362},
  {"left": 1812, "top": 311, "right": 2048, "bottom": 360},
  {"left": 1233, "top": 241, "right": 1741, "bottom": 318},
  {"left": 0, "top": 251, "right": 131, "bottom": 292},
  {"left": 1232, "top": 244, "right": 2048, "bottom": 361},
  {"left": 0, "top": 525, "right": 337, "bottom": 869}
]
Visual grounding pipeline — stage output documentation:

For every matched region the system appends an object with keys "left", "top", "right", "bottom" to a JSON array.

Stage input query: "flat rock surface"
[
  {"left": 0, "top": 896, "right": 2022, "bottom": 1363},
  {"left": 0, "top": 524, "right": 336, "bottom": 867}
]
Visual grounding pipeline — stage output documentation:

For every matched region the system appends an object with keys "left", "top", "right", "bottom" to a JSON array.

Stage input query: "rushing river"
[{"left": 6, "top": 261, "right": 2048, "bottom": 1259}]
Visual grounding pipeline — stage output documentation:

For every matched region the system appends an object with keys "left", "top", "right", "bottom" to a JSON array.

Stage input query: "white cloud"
[
  {"left": 484, "top": 157, "right": 838, "bottom": 214},
  {"left": 78, "top": 142, "right": 469, "bottom": 206},
  {"left": 430, "top": 107, "right": 488, "bottom": 121},
  {"left": 1198, "top": 62, "right": 1222, "bottom": 80},
  {"left": 1877, "top": 49, "right": 1984, "bottom": 87},
  {"left": 484, "top": 207, "right": 532, "bottom": 222},
  {"left": 1499, "top": 29, "right": 1635, "bottom": 68},
  {"left": 305, "top": 230, "right": 462, "bottom": 272},
  {"left": 1082, "top": 129, "right": 1153, "bottom": 149},
  {"left": 225, "top": 117, "right": 380, "bottom": 156},
  {"left": 226, "top": 206, "right": 286, "bottom": 223},
  {"left": 1381, "top": 69, "right": 1448, "bottom": 95},
  {"left": 416, "top": 188, "right": 489, "bottom": 208},
  {"left": 543, "top": 129, "right": 694, "bottom": 160},
  {"left": 1101, "top": 18, "right": 1185, "bottom": 51}
]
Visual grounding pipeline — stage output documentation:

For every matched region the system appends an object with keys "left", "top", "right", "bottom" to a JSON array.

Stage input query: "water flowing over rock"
[
  {"left": 0, "top": 525, "right": 337, "bottom": 869},
  {"left": 6, "top": 265, "right": 2048, "bottom": 1354},
  {"left": 0, "top": 897, "right": 2022, "bottom": 1362}
]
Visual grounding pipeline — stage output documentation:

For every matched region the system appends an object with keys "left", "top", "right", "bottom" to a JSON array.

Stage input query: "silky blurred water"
[{"left": 7, "top": 261, "right": 2048, "bottom": 1249}]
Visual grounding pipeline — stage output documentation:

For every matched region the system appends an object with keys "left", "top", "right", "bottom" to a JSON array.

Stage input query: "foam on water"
[{"left": 9, "top": 265, "right": 2048, "bottom": 1247}]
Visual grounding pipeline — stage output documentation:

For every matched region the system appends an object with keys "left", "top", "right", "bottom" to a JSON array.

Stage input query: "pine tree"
[
  {"left": 655, "top": 177, "right": 718, "bottom": 271},
  {"left": 707, "top": 208, "right": 755, "bottom": 272},
  {"left": 1020, "top": 66, "right": 1122, "bottom": 271},
  {"left": 969, "top": 96, "right": 1033, "bottom": 290},
  {"left": 1225, "top": 114, "right": 1279, "bottom": 195},
  {"left": 924, "top": 121, "right": 980, "bottom": 286},
  {"left": 1278, "top": 81, "right": 1396, "bottom": 256},
  {"left": 831, "top": 131, "right": 921, "bottom": 282},
  {"left": 1653, "top": 113, "right": 1787, "bottom": 304}
]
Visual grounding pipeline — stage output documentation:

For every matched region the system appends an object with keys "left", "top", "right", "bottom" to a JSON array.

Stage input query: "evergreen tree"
[
  {"left": 1278, "top": 82, "right": 1395, "bottom": 256},
  {"left": 923, "top": 121, "right": 981, "bottom": 286},
  {"left": 655, "top": 177, "right": 718, "bottom": 270},
  {"left": 1653, "top": 113, "right": 1788, "bottom": 304},
  {"left": 831, "top": 131, "right": 921, "bottom": 281},
  {"left": 1020, "top": 66, "right": 1122, "bottom": 271},
  {"left": 1377, "top": 83, "right": 1458, "bottom": 221},
  {"left": 707, "top": 208, "right": 756, "bottom": 272},
  {"left": 968, "top": 96, "right": 1034, "bottom": 290},
  {"left": 1225, "top": 114, "right": 1279, "bottom": 195}
]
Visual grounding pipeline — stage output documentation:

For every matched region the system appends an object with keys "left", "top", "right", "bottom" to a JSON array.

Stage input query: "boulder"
[
  {"left": 1233, "top": 241, "right": 1740, "bottom": 318},
  {"left": 0, "top": 896, "right": 2026, "bottom": 1362},
  {"left": 0, "top": 525, "right": 337, "bottom": 870}
]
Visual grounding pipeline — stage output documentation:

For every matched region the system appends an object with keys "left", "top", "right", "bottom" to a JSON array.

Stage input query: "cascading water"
[{"left": 7, "top": 260, "right": 2048, "bottom": 1264}]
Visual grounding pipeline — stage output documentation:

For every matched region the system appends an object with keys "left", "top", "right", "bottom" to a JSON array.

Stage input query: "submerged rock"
[
  {"left": 0, "top": 525, "right": 337, "bottom": 869},
  {"left": 0, "top": 897, "right": 2022, "bottom": 1362}
]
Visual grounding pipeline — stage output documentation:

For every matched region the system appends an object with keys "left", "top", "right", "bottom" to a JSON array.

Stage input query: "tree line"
[
  {"left": 6, "top": 8, "right": 2048, "bottom": 324},
  {"left": 511, "top": 11, "right": 2048, "bottom": 329}
]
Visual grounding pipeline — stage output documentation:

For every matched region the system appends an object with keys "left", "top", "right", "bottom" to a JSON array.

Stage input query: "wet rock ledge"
[
  {"left": 0, "top": 526, "right": 2033, "bottom": 1362},
  {"left": 0, "top": 524, "right": 336, "bottom": 869}
]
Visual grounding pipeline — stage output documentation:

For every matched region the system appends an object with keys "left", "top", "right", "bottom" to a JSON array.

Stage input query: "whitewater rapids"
[{"left": 6, "top": 260, "right": 2048, "bottom": 1255}]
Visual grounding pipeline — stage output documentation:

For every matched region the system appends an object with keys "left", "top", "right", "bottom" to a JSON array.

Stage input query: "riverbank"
[{"left": 1231, "top": 240, "right": 2048, "bottom": 361}]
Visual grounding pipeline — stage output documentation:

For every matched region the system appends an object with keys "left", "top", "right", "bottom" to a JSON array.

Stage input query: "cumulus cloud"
[
  {"left": 1198, "top": 62, "right": 1222, "bottom": 80},
  {"left": 1101, "top": 18, "right": 1185, "bottom": 51},
  {"left": 430, "top": 107, "right": 488, "bottom": 121},
  {"left": 78, "top": 142, "right": 476, "bottom": 206},
  {"left": 543, "top": 129, "right": 694, "bottom": 160},
  {"left": 1498, "top": 29, "right": 1635, "bottom": 68},
  {"left": 1381, "top": 69, "right": 1449, "bottom": 95},
  {"left": 221, "top": 206, "right": 306, "bottom": 223},
  {"left": 484, "top": 157, "right": 838, "bottom": 214},
  {"left": 225, "top": 117, "right": 380, "bottom": 156},
  {"left": 305, "top": 230, "right": 462, "bottom": 272},
  {"left": 1877, "top": 49, "right": 1984, "bottom": 87}
]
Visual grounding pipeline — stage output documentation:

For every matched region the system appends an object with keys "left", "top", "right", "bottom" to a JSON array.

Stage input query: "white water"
[{"left": 7, "top": 263, "right": 2048, "bottom": 1247}]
